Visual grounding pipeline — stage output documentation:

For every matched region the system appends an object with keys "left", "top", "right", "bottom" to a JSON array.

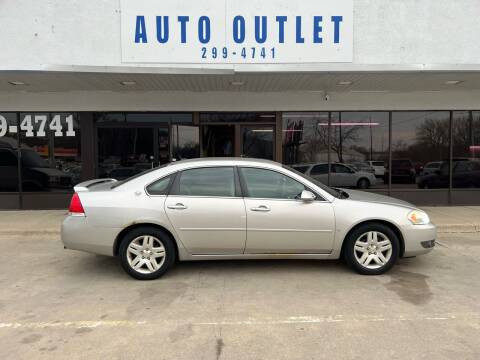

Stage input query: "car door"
[
  {"left": 165, "top": 166, "right": 246, "bottom": 255},
  {"left": 309, "top": 163, "right": 331, "bottom": 186},
  {"left": 333, "top": 164, "right": 354, "bottom": 187},
  {"left": 239, "top": 167, "right": 335, "bottom": 254}
]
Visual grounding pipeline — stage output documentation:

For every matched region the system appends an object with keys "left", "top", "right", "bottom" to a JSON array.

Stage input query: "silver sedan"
[{"left": 62, "top": 158, "right": 435, "bottom": 280}]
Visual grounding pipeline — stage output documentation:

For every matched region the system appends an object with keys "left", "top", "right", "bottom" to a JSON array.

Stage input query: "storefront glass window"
[
  {"left": 126, "top": 113, "right": 192, "bottom": 123},
  {"left": 52, "top": 113, "right": 82, "bottom": 186},
  {"left": 200, "top": 112, "right": 276, "bottom": 123},
  {"left": 392, "top": 112, "right": 450, "bottom": 189},
  {"left": 332, "top": 112, "right": 389, "bottom": 189},
  {"left": 282, "top": 112, "right": 329, "bottom": 167},
  {"left": 18, "top": 113, "right": 80, "bottom": 192},
  {"left": 0, "top": 113, "right": 19, "bottom": 191},
  {"left": 452, "top": 111, "right": 480, "bottom": 188}
]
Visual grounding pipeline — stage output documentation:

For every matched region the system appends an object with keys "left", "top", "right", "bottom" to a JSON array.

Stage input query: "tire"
[
  {"left": 343, "top": 223, "right": 399, "bottom": 275},
  {"left": 357, "top": 178, "right": 370, "bottom": 189},
  {"left": 119, "top": 226, "right": 176, "bottom": 280}
]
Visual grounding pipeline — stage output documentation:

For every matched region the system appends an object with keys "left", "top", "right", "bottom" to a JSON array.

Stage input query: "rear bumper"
[
  {"left": 402, "top": 223, "right": 436, "bottom": 257},
  {"left": 61, "top": 215, "right": 119, "bottom": 256}
]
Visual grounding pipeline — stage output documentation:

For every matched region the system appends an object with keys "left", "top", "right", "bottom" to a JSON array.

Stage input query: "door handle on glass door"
[
  {"left": 250, "top": 205, "right": 270, "bottom": 212},
  {"left": 167, "top": 203, "right": 187, "bottom": 210}
]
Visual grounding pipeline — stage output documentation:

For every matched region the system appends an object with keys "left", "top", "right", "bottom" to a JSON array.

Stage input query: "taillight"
[{"left": 69, "top": 193, "right": 85, "bottom": 215}]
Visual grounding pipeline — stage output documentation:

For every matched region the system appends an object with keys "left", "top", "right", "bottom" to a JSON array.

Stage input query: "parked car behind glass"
[
  {"left": 417, "top": 160, "right": 480, "bottom": 188},
  {"left": 292, "top": 162, "right": 376, "bottom": 189}
]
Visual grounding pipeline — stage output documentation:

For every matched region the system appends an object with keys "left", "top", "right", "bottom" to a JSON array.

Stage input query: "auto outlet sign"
[{"left": 120, "top": 0, "right": 353, "bottom": 64}]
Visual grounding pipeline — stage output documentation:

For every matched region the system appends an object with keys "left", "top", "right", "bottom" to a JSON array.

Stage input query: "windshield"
[
  {"left": 283, "top": 165, "right": 343, "bottom": 198},
  {"left": 111, "top": 163, "right": 172, "bottom": 189},
  {"left": 21, "top": 149, "right": 49, "bottom": 168}
]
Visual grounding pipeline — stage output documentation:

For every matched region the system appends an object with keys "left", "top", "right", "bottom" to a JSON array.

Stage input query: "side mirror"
[{"left": 300, "top": 190, "right": 316, "bottom": 202}]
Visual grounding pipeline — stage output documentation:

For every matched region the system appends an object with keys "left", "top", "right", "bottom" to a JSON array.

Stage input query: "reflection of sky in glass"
[
  {"left": 393, "top": 111, "right": 449, "bottom": 146},
  {"left": 335, "top": 112, "right": 389, "bottom": 153}
]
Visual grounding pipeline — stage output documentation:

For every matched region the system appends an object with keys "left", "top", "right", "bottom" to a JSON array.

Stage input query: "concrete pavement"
[
  {"left": 0, "top": 230, "right": 479, "bottom": 359},
  {"left": 0, "top": 206, "right": 479, "bottom": 234}
]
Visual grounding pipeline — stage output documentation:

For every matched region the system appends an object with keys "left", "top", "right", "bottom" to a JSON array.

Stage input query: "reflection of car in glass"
[
  {"left": 292, "top": 162, "right": 377, "bottom": 189},
  {"left": 349, "top": 162, "right": 375, "bottom": 174},
  {"left": 367, "top": 161, "right": 386, "bottom": 177},
  {"left": 384, "top": 159, "right": 416, "bottom": 184},
  {"left": 0, "top": 146, "right": 72, "bottom": 191},
  {"left": 62, "top": 158, "right": 435, "bottom": 280},
  {"left": 419, "top": 161, "right": 442, "bottom": 176},
  {"left": 416, "top": 160, "right": 480, "bottom": 188}
]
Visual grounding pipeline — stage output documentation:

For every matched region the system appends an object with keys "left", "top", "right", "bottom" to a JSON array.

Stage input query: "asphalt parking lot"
[{"left": 0, "top": 231, "right": 479, "bottom": 359}]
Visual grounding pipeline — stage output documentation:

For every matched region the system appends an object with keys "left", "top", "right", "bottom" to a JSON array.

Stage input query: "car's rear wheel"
[
  {"left": 343, "top": 223, "right": 399, "bottom": 275},
  {"left": 357, "top": 178, "right": 370, "bottom": 189},
  {"left": 119, "top": 227, "right": 176, "bottom": 280}
]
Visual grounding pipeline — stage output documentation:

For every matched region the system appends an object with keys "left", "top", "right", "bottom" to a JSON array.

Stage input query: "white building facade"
[{"left": 0, "top": 0, "right": 479, "bottom": 208}]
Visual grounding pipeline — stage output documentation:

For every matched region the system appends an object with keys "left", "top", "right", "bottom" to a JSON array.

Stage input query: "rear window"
[
  {"left": 292, "top": 165, "right": 310, "bottom": 174},
  {"left": 173, "top": 167, "right": 236, "bottom": 197},
  {"left": 310, "top": 164, "right": 329, "bottom": 175}
]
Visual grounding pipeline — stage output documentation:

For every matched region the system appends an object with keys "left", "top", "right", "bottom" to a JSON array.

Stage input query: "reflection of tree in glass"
[{"left": 393, "top": 117, "right": 450, "bottom": 164}]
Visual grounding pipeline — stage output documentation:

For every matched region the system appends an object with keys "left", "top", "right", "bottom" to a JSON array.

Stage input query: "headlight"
[{"left": 407, "top": 210, "right": 430, "bottom": 225}]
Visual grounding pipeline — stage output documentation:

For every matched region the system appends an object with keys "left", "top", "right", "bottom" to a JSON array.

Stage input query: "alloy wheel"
[
  {"left": 126, "top": 235, "right": 166, "bottom": 274},
  {"left": 353, "top": 231, "right": 392, "bottom": 270}
]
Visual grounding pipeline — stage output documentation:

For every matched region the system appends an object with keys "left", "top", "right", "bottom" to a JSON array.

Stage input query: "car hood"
[
  {"left": 340, "top": 189, "right": 415, "bottom": 208},
  {"left": 31, "top": 167, "right": 71, "bottom": 177}
]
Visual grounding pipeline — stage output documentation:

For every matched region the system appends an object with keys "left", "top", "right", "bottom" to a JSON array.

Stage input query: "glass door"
[{"left": 241, "top": 125, "right": 275, "bottom": 160}]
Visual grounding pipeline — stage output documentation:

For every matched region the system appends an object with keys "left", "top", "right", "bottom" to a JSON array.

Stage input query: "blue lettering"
[
  {"left": 156, "top": 16, "right": 169, "bottom": 43},
  {"left": 198, "top": 16, "right": 211, "bottom": 44},
  {"left": 331, "top": 16, "right": 343, "bottom": 43},
  {"left": 295, "top": 16, "right": 304, "bottom": 43},
  {"left": 177, "top": 16, "right": 189, "bottom": 43},
  {"left": 134, "top": 15, "right": 147, "bottom": 43},
  {"left": 313, "top": 16, "right": 322, "bottom": 43},
  {"left": 275, "top": 16, "right": 287, "bottom": 43},
  {"left": 233, "top": 16, "right": 245, "bottom": 43},
  {"left": 254, "top": 16, "right": 267, "bottom": 44}
]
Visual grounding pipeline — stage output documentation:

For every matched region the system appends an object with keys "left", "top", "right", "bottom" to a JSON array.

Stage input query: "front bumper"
[
  {"left": 402, "top": 223, "right": 436, "bottom": 257},
  {"left": 61, "top": 215, "right": 120, "bottom": 256}
]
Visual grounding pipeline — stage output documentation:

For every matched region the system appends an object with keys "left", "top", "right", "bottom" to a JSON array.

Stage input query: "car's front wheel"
[
  {"left": 343, "top": 223, "right": 399, "bottom": 275},
  {"left": 357, "top": 178, "right": 370, "bottom": 189},
  {"left": 119, "top": 227, "right": 176, "bottom": 280}
]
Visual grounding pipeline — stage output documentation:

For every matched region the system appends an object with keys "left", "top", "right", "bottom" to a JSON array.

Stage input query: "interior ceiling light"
[
  {"left": 120, "top": 81, "right": 137, "bottom": 86},
  {"left": 8, "top": 81, "right": 27, "bottom": 86},
  {"left": 337, "top": 81, "right": 353, "bottom": 85},
  {"left": 445, "top": 80, "right": 463, "bottom": 85},
  {"left": 230, "top": 81, "right": 245, "bottom": 86}
]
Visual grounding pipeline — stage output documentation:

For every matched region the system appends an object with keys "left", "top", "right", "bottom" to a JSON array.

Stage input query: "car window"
[
  {"left": 240, "top": 167, "right": 305, "bottom": 200},
  {"left": 454, "top": 161, "right": 470, "bottom": 173},
  {"left": 310, "top": 164, "right": 328, "bottom": 175},
  {"left": 175, "top": 167, "right": 235, "bottom": 197},
  {"left": 146, "top": 174, "right": 174, "bottom": 195},
  {"left": 0, "top": 150, "right": 17, "bottom": 166},
  {"left": 333, "top": 164, "right": 351, "bottom": 173},
  {"left": 292, "top": 165, "right": 310, "bottom": 174}
]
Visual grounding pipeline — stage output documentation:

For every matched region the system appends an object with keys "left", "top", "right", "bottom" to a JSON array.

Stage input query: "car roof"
[{"left": 167, "top": 157, "right": 282, "bottom": 168}]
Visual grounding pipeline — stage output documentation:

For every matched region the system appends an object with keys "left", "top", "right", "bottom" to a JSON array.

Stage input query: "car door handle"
[
  {"left": 167, "top": 203, "right": 188, "bottom": 210},
  {"left": 250, "top": 205, "right": 270, "bottom": 212}
]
